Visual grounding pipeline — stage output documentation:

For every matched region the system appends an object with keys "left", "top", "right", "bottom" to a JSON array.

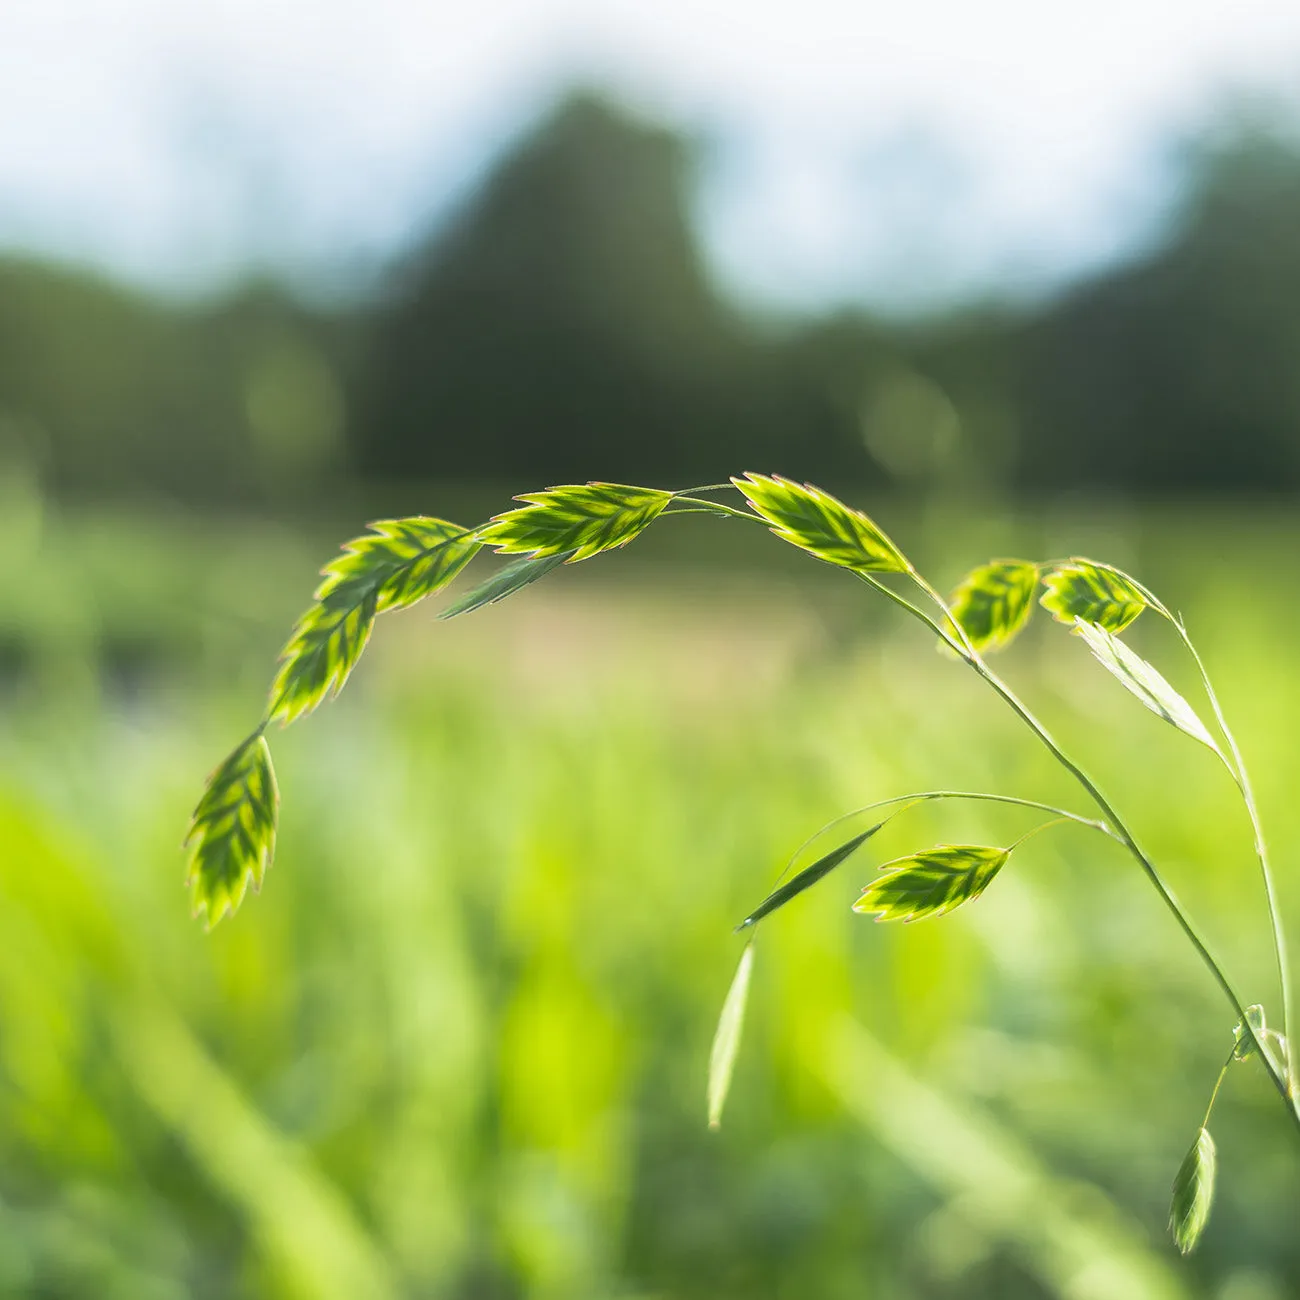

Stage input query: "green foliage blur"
[
  {"left": 6, "top": 91, "right": 1300, "bottom": 502},
  {"left": 5, "top": 84, "right": 1300, "bottom": 1298},
  {"left": 4, "top": 489, "right": 1300, "bottom": 1295}
]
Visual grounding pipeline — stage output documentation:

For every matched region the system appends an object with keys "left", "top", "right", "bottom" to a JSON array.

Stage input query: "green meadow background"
[
  {"left": 2, "top": 485, "right": 1299, "bottom": 1299},
  {"left": 7, "top": 83, "right": 1300, "bottom": 1300}
]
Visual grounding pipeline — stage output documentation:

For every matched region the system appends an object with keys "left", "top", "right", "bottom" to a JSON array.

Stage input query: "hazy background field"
[{"left": 5, "top": 5, "right": 1300, "bottom": 1297}]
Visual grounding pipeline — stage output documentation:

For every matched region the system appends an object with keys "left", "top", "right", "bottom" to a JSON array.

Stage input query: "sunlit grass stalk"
[
  {"left": 679, "top": 503, "right": 1292, "bottom": 1125},
  {"left": 187, "top": 471, "right": 1300, "bottom": 1253},
  {"left": 738, "top": 791, "right": 1113, "bottom": 932},
  {"left": 1071, "top": 562, "right": 1296, "bottom": 1101},
  {"left": 777, "top": 790, "right": 1119, "bottom": 874},
  {"left": 1174, "top": 620, "right": 1293, "bottom": 1098},
  {"left": 892, "top": 568, "right": 1297, "bottom": 1127}
]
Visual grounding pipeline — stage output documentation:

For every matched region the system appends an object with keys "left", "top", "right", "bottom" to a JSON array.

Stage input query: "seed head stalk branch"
[
  {"left": 1084, "top": 564, "right": 1294, "bottom": 1095},
  {"left": 1173, "top": 620, "right": 1294, "bottom": 1098},
  {"left": 879, "top": 567, "right": 1299, "bottom": 1130},
  {"left": 668, "top": 496, "right": 1288, "bottom": 1113}
]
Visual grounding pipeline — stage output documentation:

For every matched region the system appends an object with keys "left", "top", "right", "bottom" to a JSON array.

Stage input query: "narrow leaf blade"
[
  {"left": 708, "top": 943, "right": 755, "bottom": 1130},
  {"left": 731, "top": 473, "right": 908, "bottom": 574},
  {"left": 1169, "top": 1127, "right": 1216, "bottom": 1255},
  {"left": 738, "top": 820, "right": 889, "bottom": 929},
  {"left": 1074, "top": 620, "right": 1219, "bottom": 752},
  {"left": 477, "top": 483, "right": 671, "bottom": 562},
  {"left": 439, "top": 551, "right": 572, "bottom": 619},
  {"left": 948, "top": 559, "right": 1039, "bottom": 652},
  {"left": 1041, "top": 559, "right": 1149, "bottom": 632},
  {"left": 184, "top": 735, "right": 279, "bottom": 929},
  {"left": 854, "top": 844, "right": 1009, "bottom": 923}
]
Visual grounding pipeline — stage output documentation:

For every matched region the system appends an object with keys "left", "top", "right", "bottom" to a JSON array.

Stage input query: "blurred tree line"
[{"left": 3, "top": 91, "right": 1300, "bottom": 504}]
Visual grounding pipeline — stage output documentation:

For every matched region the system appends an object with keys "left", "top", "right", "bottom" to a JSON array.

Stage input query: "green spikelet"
[{"left": 184, "top": 734, "right": 279, "bottom": 929}]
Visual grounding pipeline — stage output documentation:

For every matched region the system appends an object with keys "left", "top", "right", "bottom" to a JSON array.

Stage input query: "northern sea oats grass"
[{"left": 186, "top": 475, "right": 1296, "bottom": 1254}]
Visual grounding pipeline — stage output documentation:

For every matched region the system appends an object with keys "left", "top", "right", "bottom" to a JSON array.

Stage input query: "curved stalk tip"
[
  {"left": 682, "top": 483, "right": 1298, "bottom": 1130},
  {"left": 893, "top": 568, "right": 1300, "bottom": 1133},
  {"left": 1173, "top": 619, "right": 1293, "bottom": 1098}
]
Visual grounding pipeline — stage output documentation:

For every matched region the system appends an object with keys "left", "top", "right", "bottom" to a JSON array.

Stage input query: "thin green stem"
[
  {"left": 1174, "top": 618, "right": 1293, "bottom": 1091},
  {"left": 1202, "top": 1050, "right": 1235, "bottom": 1130},
  {"left": 678, "top": 508, "right": 1295, "bottom": 1124},
  {"left": 909, "top": 570, "right": 967, "bottom": 643},
  {"left": 1034, "top": 556, "right": 1290, "bottom": 1077},
  {"left": 854, "top": 571, "right": 958, "bottom": 644},
  {"left": 780, "top": 790, "right": 1116, "bottom": 887},
  {"left": 1007, "top": 817, "right": 1072, "bottom": 852},
  {"left": 1040, "top": 559, "right": 1293, "bottom": 1098},
  {"left": 659, "top": 506, "right": 738, "bottom": 517},
  {"left": 881, "top": 571, "right": 1299, "bottom": 1129},
  {"left": 665, "top": 497, "right": 765, "bottom": 525},
  {"left": 742, "top": 794, "right": 1104, "bottom": 933}
]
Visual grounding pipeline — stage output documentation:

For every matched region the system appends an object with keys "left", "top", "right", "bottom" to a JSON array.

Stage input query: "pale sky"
[{"left": 3, "top": 0, "right": 1300, "bottom": 309}]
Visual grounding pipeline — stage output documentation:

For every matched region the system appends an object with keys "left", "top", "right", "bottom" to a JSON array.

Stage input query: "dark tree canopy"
[
  {"left": 352, "top": 92, "right": 877, "bottom": 489},
  {"left": 1017, "top": 128, "right": 1300, "bottom": 492},
  {"left": 4, "top": 93, "right": 1300, "bottom": 503}
]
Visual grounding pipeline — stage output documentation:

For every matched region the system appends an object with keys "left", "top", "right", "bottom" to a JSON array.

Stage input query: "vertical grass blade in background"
[
  {"left": 822, "top": 1017, "right": 1188, "bottom": 1300},
  {"left": 113, "top": 1004, "right": 399, "bottom": 1298},
  {"left": 708, "top": 943, "right": 754, "bottom": 1130}
]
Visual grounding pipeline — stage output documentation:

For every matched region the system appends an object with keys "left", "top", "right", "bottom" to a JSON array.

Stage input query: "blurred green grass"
[{"left": 1, "top": 495, "right": 1299, "bottom": 1298}]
